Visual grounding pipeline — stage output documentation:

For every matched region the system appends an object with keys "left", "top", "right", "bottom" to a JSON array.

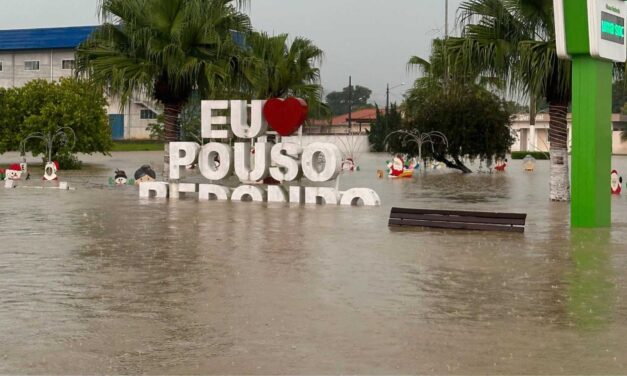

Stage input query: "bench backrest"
[{"left": 389, "top": 207, "right": 526, "bottom": 232}]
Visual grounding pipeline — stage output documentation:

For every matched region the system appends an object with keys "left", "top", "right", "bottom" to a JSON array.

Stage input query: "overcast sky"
[{"left": 0, "top": 0, "right": 464, "bottom": 104}]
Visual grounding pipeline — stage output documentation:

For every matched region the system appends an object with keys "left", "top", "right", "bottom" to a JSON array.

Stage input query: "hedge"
[{"left": 511, "top": 151, "right": 550, "bottom": 160}]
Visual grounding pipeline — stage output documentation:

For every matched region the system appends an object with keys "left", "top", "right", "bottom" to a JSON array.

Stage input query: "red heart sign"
[{"left": 263, "top": 97, "right": 309, "bottom": 136}]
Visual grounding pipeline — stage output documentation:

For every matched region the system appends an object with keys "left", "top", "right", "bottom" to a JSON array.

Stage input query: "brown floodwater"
[{"left": 1, "top": 151, "right": 627, "bottom": 374}]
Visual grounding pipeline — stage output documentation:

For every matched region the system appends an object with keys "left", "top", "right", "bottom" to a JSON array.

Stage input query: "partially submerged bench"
[{"left": 389, "top": 207, "right": 527, "bottom": 233}]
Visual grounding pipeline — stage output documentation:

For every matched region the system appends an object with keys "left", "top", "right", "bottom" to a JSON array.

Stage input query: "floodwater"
[{"left": 1, "top": 151, "right": 627, "bottom": 374}]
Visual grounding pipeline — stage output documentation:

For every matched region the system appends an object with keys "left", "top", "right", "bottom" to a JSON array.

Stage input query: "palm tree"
[
  {"left": 242, "top": 32, "right": 328, "bottom": 118},
  {"left": 76, "top": 0, "right": 251, "bottom": 142},
  {"left": 447, "top": 0, "right": 572, "bottom": 201}
]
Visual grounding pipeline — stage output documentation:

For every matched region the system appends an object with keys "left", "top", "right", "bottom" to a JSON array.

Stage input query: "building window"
[
  {"left": 140, "top": 109, "right": 157, "bottom": 119},
  {"left": 24, "top": 61, "right": 40, "bottom": 71},
  {"left": 0, "top": 61, "right": 3, "bottom": 72},
  {"left": 62, "top": 59, "right": 75, "bottom": 70}
]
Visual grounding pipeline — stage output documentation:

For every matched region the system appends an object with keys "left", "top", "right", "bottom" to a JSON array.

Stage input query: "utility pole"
[
  {"left": 386, "top": 83, "right": 390, "bottom": 115},
  {"left": 445, "top": 0, "right": 449, "bottom": 38},
  {"left": 348, "top": 76, "right": 353, "bottom": 131}
]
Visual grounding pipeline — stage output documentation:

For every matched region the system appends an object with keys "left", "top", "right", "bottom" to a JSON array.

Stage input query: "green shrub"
[
  {"left": 511, "top": 151, "right": 550, "bottom": 160},
  {"left": 112, "top": 141, "right": 165, "bottom": 151},
  {"left": 54, "top": 152, "right": 83, "bottom": 170}
]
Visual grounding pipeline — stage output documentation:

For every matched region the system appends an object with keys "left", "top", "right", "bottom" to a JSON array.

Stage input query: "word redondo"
[{"left": 140, "top": 99, "right": 381, "bottom": 206}]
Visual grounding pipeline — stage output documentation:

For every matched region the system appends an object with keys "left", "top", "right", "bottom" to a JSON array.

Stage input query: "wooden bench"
[{"left": 388, "top": 207, "right": 527, "bottom": 233}]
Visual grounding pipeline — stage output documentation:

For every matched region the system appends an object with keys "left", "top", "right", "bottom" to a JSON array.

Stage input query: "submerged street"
[{"left": 1, "top": 152, "right": 626, "bottom": 374}]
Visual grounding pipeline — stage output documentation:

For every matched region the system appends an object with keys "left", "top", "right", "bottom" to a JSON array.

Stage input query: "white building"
[
  {"left": 510, "top": 113, "right": 627, "bottom": 155},
  {"left": 0, "top": 26, "right": 158, "bottom": 140}
]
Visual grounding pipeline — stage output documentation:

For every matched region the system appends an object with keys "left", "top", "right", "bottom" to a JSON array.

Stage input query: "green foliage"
[
  {"left": 55, "top": 152, "right": 84, "bottom": 170},
  {"left": 368, "top": 105, "right": 400, "bottom": 152},
  {"left": 77, "top": 1, "right": 326, "bottom": 141},
  {"left": 400, "top": 82, "right": 515, "bottom": 172},
  {"left": 77, "top": 0, "right": 252, "bottom": 141},
  {"left": 146, "top": 114, "right": 165, "bottom": 141},
  {"left": 242, "top": 32, "right": 327, "bottom": 118},
  {"left": 0, "top": 78, "right": 112, "bottom": 164},
  {"left": 112, "top": 141, "right": 165, "bottom": 151},
  {"left": 613, "top": 78, "right": 627, "bottom": 114},
  {"left": 145, "top": 92, "right": 203, "bottom": 142},
  {"left": 326, "top": 85, "right": 373, "bottom": 116},
  {"left": 511, "top": 151, "right": 550, "bottom": 160}
]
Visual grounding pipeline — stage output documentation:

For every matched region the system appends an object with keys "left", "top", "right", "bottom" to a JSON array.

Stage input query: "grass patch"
[
  {"left": 112, "top": 140, "right": 165, "bottom": 152},
  {"left": 511, "top": 151, "right": 550, "bottom": 160}
]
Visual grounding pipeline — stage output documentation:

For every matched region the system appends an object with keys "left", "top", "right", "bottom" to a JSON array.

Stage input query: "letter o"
[
  {"left": 340, "top": 188, "right": 381, "bottom": 206},
  {"left": 199, "top": 143, "right": 233, "bottom": 181},
  {"left": 301, "top": 143, "right": 342, "bottom": 182}
]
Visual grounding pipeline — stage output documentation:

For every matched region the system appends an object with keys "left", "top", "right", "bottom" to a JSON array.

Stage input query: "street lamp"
[{"left": 386, "top": 82, "right": 406, "bottom": 115}]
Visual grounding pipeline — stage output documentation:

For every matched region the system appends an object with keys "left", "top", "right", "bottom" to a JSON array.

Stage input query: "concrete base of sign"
[
  {"left": 232, "top": 185, "right": 266, "bottom": 202},
  {"left": 139, "top": 182, "right": 168, "bottom": 198},
  {"left": 289, "top": 186, "right": 305, "bottom": 204},
  {"left": 267, "top": 185, "right": 288, "bottom": 203},
  {"left": 198, "top": 184, "right": 230, "bottom": 201},
  {"left": 305, "top": 187, "right": 340, "bottom": 205}
]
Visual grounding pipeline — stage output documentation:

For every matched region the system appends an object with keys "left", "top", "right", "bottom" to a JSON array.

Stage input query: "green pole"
[{"left": 571, "top": 56, "right": 612, "bottom": 228}]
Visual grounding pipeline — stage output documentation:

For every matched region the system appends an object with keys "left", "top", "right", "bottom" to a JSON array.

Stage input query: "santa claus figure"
[
  {"left": 611, "top": 170, "right": 622, "bottom": 195},
  {"left": 389, "top": 155, "right": 405, "bottom": 177},
  {"left": 43, "top": 161, "right": 59, "bottom": 181},
  {"left": 5, "top": 164, "right": 23, "bottom": 180}
]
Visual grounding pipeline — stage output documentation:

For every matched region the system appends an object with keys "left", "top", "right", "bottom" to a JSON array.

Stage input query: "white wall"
[
  {"left": 0, "top": 49, "right": 75, "bottom": 88},
  {"left": 282, "top": 135, "right": 371, "bottom": 154}
]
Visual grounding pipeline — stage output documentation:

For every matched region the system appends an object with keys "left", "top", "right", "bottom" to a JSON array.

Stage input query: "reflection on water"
[
  {"left": 1, "top": 152, "right": 627, "bottom": 374},
  {"left": 567, "top": 229, "right": 615, "bottom": 331}
]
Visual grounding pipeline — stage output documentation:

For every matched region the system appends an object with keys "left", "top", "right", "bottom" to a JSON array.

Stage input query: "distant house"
[
  {"left": 0, "top": 26, "right": 159, "bottom": 140},
  {"left": 510, "top": 113, "right": 627, "bottom": 155},
  {"left": 308, "top": 108, "right": 383, "bottom": 135}
]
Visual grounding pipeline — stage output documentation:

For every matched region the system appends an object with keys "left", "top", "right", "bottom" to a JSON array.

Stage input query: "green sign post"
[{"left": 554, "top": 0, "right": 627, "bottom": 227}]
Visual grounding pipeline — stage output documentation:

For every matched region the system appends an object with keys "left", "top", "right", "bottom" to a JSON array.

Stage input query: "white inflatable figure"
[
  {"left": 341, "top": 157, "right": 357, "bottom": 172},
  {"left": 387, "top": 155, "right": 414, "bottom": 178},
  {"left": 43, "top": 161, "right": 59, "bottom": 181},
  {"left": 5, "top": 164, "right": 22, "bottom": 180},
  {"left": 611, "top": 170, "right": 622, "bottom": 195}
]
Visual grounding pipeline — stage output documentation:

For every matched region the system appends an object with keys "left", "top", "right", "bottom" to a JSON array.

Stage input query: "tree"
[
  {"left": 242, "top": 32, "right": 328, "bottom": 118},
  {"left": 447, "top": 0, "right": 572, "bottom": 200},
  {"left": 0, "top": 78, "right": 111, "bottom": 168},
  {"left": 399, "top": 79, "right": 514, "bottom": 173},
  {"left": 76, "top": 0, "right": 251, "bottom": 143},
  {"left": 613, "top": 79, "right": 627, "bottom": 114},
  {"left": 326, "top": 85, "right": 373, "bottom": 116},
  {"left": 368, "top": 104, "right": 401, "bottom": 152}
]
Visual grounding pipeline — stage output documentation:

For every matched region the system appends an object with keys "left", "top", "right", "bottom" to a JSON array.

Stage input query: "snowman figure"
[
  {"left": 114, "top": 169, "right": 128, "bottom": 185},
  {"left": 5, "top": 164, "right": 23, "bottom": 180},
  {"left": 611, "top": 170, "right": 622, "bottom": 195},
  {"left": 43, "top": 161, "right": 59, "bottom": 181}
]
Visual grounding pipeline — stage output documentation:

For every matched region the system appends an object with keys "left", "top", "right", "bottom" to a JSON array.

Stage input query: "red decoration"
[{"left": 263, "top": 97, "right": 309, "bottom": 136}]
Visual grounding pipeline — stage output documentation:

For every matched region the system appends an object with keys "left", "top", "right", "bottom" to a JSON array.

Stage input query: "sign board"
[{"left": 554, "top": 0, "right": 627, "bottom": 62}]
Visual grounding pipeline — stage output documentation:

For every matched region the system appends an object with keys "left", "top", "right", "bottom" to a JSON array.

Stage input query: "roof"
[
  {"left": 0, "top": 26, "right": 98, "bottom": 51},
  {"left": 311, "top": 108, "right": 383, "bottom": 126}
]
